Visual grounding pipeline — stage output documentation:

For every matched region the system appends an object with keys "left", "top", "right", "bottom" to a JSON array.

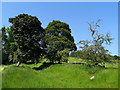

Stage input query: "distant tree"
[
  {"left": 45, "top": 20, "right": 77, "bottom": 63},
  {"left": 78, "top": 19, "right": 113, "bottom": 66},
  {"left": 113, "top": 55, "right": 120, "bottom": 60},
  {"left": 70, "top": 50, "right": 84, "bottom": 59},
  {"left": 9, "top": 14, "right": 45, "bottom": 66},
  {"left": 70, "top": 51, "right": 78, "bottom": 58}
]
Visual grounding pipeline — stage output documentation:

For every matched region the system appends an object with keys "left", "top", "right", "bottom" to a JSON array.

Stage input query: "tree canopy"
[
  {"left": 9, "top": 14, "right": 45, "bottom": 66},
  {"left": 1, "top": 13, "right": 115, "bottom": 67},
  {"left": 45, "top": 20, "right": 77, "bottom": 63}
]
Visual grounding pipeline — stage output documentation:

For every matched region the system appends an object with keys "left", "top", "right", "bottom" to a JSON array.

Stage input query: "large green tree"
[
  {"left": 45, "top": 20, "right": 77, "bottom": 63},
  {"left": 9, "top": 14, "right": 45, "bottom": 66}
]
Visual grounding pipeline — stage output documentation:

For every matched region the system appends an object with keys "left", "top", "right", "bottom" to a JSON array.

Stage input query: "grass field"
[{"left": 1, "top": 57, "right": 119, "bottom": 88}]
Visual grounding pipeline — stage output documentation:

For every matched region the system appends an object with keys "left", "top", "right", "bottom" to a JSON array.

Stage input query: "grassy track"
[{"left": 2, "top": 58, "right": 118, "bottom": 88}]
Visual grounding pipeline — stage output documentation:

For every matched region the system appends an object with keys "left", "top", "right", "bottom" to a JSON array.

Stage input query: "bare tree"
[{"left": 78, "top": 19, "right": 113, "bottom": 66}]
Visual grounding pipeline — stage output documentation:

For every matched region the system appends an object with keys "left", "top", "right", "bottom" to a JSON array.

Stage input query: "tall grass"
[{"left": 2, "top": 58, "right": 118, "bottom": 88}]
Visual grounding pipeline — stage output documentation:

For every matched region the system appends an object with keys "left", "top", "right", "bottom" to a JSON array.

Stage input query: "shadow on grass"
[
  {"left": 104, "top": 67, "right": 118, "bottom": 69},
  {"left": 72, "top": 63, "right": 110, "bottom": 69},
  {"left": 23, "top": 62, "right": 35, "bottom": 64},
  {"left": 32, "top": 61, "right": 118, "bottom": 71},
  {"left": 32, "top": 62, "right": 61, "bottom": 70},
  {"left": 72, "top": 62, "right": 84, "bottom": 64}
]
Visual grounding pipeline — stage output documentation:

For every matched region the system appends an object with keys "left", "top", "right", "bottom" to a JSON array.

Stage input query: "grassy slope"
[{"left": 2, "top": 58, "right": 118, "bottom": 88}]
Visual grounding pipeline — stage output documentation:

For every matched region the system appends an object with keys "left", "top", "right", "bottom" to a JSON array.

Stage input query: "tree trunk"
[
  {"left": 51, "top": 60, "right": 54, "bottom": 64},
  {"left": 58, "top": 60, "right": 61, "bottom": 64},
  {"left": 92, "top": 36, "right": 97, "bottom": 63},
  {"left": 16, "top": 61, "right": 21, "bottom": 67},
  {"left": 50, "top": 59, "right": 54, "bottom": 64},
  {"left": 58, "top": 56, "right": 62, "bottom": 64}
]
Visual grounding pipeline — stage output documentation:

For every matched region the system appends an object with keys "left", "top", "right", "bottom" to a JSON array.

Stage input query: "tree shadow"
[
  {"left": 32, "top": 62, "right": 59, "bottom": 70},
  {"left": 72, "top": 62, "right": 84, "bottom": 64},
  {"left": 104, "top": 67, "right": 118, "bottom": 69},
  {"left": 23, "top": 62, "right": 35, "bottom": 64},
  {"left": 32, "top": 61, "right": 118, "bottom": 71}
]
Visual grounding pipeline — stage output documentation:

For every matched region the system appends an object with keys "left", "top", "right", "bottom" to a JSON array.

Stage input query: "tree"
[
  {"left": 0, "top": 30, "right": 2, "bottom": 65},
  {"left": 1, "top": 27, "right": 8, "bottom": 64},
  {"left": 45, "top": 20, "right": 77, "bottom": 63},
  {"left": 57, "top": 48, "right": 70, "bottom": 63},
  {"left": 9, "top": 14, "right": 45, "bottom": 66},
  {"left": 113, "top": 55, "right": 120, "bottom": 60},
  {"left": 78, "top": 19, "right": 113, "bottom": 66},
  {"left": 1, "top": 27, "right": 17, "bottom": 64}
]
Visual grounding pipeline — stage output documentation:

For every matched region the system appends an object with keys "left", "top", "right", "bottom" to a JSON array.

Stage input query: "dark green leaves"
[
  {"left": 9, "top": 14, "right": 45, "bottom": 64},
  {"left": 45, "top": 20, "right": 77, "bottom": 63}
]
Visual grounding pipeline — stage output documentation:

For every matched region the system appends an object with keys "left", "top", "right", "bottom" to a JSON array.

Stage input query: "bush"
[{"left": 57, "top": 48, "right": 70, "bottom": 63}]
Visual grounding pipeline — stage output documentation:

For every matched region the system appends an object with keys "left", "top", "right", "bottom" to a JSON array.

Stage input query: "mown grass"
[{"left": 2, "top": 57, "right": 119, "bottom": 88}]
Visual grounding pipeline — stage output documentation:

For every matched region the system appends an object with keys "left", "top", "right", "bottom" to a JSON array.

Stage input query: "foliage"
[
  {"left": 1, "top": 27, "right": 17, "bottom": 64},
  {"left": 0, "top": 31, "right": 1, "bottom": 65},
  {"left": 57, "top": 48, "right": 70, "bottom": 63},
  {"left": 45, "top": 20, "right": 77, "bottom": 63},
  {"left": 70, "top": 50, "right": 84, "bottom": 58},
  {"left": 112, "top": 55, "right": 120, "bottom": 60},
  {"left": 9, "top": 14, "right": 45, "bottom": 66},
  {"left": 77, "top": 19, "right": 113, "bottom": 66}
]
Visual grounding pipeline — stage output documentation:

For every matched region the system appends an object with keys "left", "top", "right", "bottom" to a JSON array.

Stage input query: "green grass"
[
  {"left": 68, "top": 57, "right": 85, "bottom": 63},
  {"left": 2, "top": 57, "right": 118, "bottom": 88}
]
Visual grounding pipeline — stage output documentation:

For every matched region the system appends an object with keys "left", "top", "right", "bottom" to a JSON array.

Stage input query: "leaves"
[
  {"left": 9, "top": 14, "right": 45, "bottom": 63},
  {"left": 1, "top": 27, "right": 17, "bottom": 64},
  {"left": 45, "top": 20, "right": 77, "bottom": 63}
]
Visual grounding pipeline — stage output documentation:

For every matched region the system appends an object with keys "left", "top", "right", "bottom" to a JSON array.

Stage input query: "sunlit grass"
[
  {"left": 2, "top": 57, "right": 118, "bottom": 88},
  {"left": 68, "top": 57, "right": 85, "bottom": 63}
]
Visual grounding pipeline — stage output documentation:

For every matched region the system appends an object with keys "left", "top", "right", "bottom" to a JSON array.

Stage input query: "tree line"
[
  {"left": 1, "top": 14, "right": 76, "bottom": 66},
  {"left": 1, "top": 14, "right": 119, "bottom": 67}
]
